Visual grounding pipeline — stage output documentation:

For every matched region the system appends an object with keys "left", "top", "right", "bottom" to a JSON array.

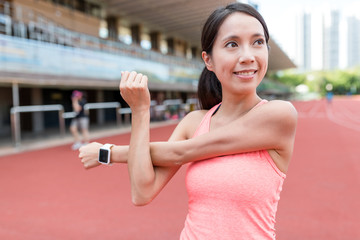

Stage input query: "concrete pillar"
[
  {"left": 130, "top": 24, "right": 141, "bottom": 45},
  {"left": 106, "top": 16, "right": 119, "bottom": 40},
  {"left": 96, "top": 90, "right": 105, "bottom": 125},
  {"left": 12, "top": 82, "right": 19, "bottom": 107},
  {"left": 11, "top": 83, "right": 20, "bottom": 146},
  {"left": 167, "top": 37, "right": 175, "bottom": 55},
  {"left": 183, "top": 41, "right": 188, "bottom": 57},
  {"left": 191, "top": 46, "right": 198, "bottom": 59},
  {"left": 150, "top": 31, "right": 161, "bottom": 51},
  {"left": 31, "top": 88, "right": 44, "bottom": 133}
]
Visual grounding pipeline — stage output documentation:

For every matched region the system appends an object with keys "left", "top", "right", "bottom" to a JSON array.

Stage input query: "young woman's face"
[{"left": 203, "top": 12, "right": 268, "bottom": 96}]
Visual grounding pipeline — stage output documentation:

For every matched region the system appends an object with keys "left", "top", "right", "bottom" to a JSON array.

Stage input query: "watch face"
[{"left": 99, "top": 149, "right": 109, "bottom": 164}]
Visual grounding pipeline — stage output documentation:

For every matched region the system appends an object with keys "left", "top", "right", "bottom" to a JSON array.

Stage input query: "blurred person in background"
[
  {"left": 79, "top": 3, "right": 297, "bottom": 239},
  {"left": 70, "top": 90, "right": 89, "bottom": 150}
]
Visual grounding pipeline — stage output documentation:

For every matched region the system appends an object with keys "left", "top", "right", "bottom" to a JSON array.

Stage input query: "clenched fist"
[{"left": 119, "top": 71, "right": 151, "bottom": 113}]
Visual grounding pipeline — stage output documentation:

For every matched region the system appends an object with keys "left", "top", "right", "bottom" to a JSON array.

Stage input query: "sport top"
[
  {"left": 180, "top": 100, "right": 286, "bottom": 240},
  {"left": 75, "top": 99, "right": 87, "bottom": 118}
]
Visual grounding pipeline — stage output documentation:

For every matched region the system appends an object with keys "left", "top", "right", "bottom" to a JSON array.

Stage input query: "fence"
[
  {"left": 10, "top": 104, "right": 65, "bottom": 147},
  {"left": 9, "top": 99, "right": 199, "bottom": 148}
]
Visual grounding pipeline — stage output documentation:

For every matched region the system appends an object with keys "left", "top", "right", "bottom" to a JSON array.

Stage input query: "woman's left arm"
[
  {"left": 150, "top": 100, "right": 298, "bottom": 168},
  {"left": 79, "top": 101, "right": 297, "bottom": 170}
]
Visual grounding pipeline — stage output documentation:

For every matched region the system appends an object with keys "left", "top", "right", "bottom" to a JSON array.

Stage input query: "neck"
[{"left": 215, "top": 93, "right": 262, "bottom": 120}]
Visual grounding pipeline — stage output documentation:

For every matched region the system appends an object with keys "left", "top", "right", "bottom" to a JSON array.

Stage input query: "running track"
[{"left": 0, "top": 98, "right": 359, "bottom": 239}]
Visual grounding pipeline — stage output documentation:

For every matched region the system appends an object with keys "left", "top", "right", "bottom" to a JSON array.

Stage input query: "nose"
[{"left": 238, "top": 46, "right": 255, "bottom": 64}]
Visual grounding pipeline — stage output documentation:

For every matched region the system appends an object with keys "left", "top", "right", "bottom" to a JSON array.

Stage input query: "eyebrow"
[{"left": 221, "top": 33, "right": 265, "bottom": 42}]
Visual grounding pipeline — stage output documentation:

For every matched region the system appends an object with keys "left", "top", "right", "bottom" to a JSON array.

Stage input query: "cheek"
[{"left": 258, "top": 53, "right": 268, "bottom": 72}]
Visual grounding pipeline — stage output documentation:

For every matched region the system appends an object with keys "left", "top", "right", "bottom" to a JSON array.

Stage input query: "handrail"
[
  {"left": 83, "top": 102, "right": 121, "bottom": 125},
  {"left": 84, "top": 102, "right": 120, "bottom": 111},
  {"left": 8, "top": 99, "right": 199, "bottom": 147},
  {"left": 10, "top": 104, "right": 65, "bottom": 147},
  {"left": 10, "top": 104, "right": 64, "bottom": 114}
]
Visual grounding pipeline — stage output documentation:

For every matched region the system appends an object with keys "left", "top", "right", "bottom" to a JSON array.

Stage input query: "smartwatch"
[{"left": 98, "top": 143, "right": 114, "bottom": 165}]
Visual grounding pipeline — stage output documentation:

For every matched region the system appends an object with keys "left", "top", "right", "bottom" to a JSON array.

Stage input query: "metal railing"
[
  {"left": 83, "top": 102, "right": 121, "bottom": 125},
  {"left": 9, "top": 99, "right": 199, "bottom": 147},
  {"left": 10, "top": 104, "right": 65, "bottom": 147}
]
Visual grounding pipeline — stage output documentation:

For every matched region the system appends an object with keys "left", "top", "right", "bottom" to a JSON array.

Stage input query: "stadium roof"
[{"left": 101, "top": 0, "right": 296, "bottom": 71}]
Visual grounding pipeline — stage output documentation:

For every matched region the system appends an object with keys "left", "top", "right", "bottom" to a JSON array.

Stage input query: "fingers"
[
  {"left": 142, "top": 75, "right": 148, "bottom": 88},
  {"left": 120, "top": 71, "right": 147, "bottom": 90},
  {"left": 119, "top": 71, "right": 129, "bottom": 91},
  {"left": 134, "top": 72, "right": 143, "bottom": 86},
  {"left": 119, "top": 71, "right": 150, "bottom": 110}
]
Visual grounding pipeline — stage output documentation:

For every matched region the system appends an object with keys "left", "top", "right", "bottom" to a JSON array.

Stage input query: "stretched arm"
[
  {"left": 151, "top": 100, "right": 298, "bottom": 168},
  {"left": 118, "top": 71, "right": 202, "bottom": 206},
  {"left": 80, "top": 101, "right": 297, "bottom": 170},
  {"left": 119, "top": 71, "right": 154, "bottom": 205}
]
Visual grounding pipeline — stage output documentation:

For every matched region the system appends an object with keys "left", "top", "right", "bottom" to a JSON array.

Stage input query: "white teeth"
[{"left": 235, "top": 71, "right": 255, "bottom": 76}]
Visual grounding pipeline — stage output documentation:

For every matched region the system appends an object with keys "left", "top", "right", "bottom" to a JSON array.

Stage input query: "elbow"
[
  {"left": 131, "top": 194, "right": 153, "bottom": 206},
  {"left": 130, "top": 181, "right": 156, "bottom": 206}
]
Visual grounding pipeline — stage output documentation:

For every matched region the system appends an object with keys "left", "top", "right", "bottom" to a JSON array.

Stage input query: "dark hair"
[{"left": 198, "top": 3, "right": 270, "bottom": 109}]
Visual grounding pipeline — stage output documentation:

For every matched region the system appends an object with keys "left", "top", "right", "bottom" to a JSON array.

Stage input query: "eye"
[
  {"left": 225, "top": 41, "right": 238, "bottom": 48},
  {"left": 254, "top": 38, "right": 265, "bottom": 46}
]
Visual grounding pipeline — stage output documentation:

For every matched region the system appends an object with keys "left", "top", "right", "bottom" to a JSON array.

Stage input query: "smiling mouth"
[{"left": 234, "top": 70, "right": 257, "bottom": 76}]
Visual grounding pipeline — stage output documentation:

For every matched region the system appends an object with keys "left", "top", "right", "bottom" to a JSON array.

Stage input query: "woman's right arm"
[{"left": 79, "top": 96, "right": 204, "bottom": 205}]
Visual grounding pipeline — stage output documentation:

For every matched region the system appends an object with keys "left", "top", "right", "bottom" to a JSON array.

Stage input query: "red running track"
[{"left": 0, "top": 98, "right": 359, "bottom": 239}]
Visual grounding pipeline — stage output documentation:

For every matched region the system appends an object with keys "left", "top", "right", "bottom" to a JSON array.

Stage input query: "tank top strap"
[
  {"left": 254, "top": 99, "right": 268, "bottom": 108},
  {"left": 192, "top": 103, "right": 221, "bottom": 138},
  {"left": 193, "top": 100, "right": 266, "bottom": 138}
]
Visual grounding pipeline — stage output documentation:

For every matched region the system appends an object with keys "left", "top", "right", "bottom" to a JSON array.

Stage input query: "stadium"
[
  {"left": 2, "top": 1, "right": 360, "bottom": 239},
  {"left": 0, "top": 0, "right": 295, "bottom": 146}
]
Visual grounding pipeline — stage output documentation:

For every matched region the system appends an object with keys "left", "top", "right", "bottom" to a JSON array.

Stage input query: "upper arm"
[
  {"left": 181, "top": 101, "right": 298, "bottom": 164},
  {"left": 242, "top": 100, "right": 298, "bottom": 152}
]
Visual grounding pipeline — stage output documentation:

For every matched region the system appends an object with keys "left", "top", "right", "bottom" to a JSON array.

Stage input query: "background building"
[
  {"left": 296, "top": 7, "right": 360, "bottom": 71},
  {"left": 296, "top": 12, "right": 312, "bottom": 71},
  {"left": 347, "top": 16, "right": 360, "bottom": 68},
  {"left": 322, "top": 10, "right": 340, "bottom": 70}
]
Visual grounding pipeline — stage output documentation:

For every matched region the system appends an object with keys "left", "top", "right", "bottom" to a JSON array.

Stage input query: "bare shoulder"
[
  {"left": 270, "top": 100, "right": 297, "bottom": 124},
  {"left": 183, "top": 109, "right": 208, "bottom": 121},
  {"left": 169, "top": 109, "right": 208, "bottom": 140},
  {"left": 244, "top": 100, "right": 298, "bottom": 141},
  {"left": 261, "top": 100, "right": 297, "bottom": 113},
  {"left": 181, "top": 110, "right": 208, "bottom": 138},
  {"left": 256, "top": 100, "right": 298, "bottom": 124}
]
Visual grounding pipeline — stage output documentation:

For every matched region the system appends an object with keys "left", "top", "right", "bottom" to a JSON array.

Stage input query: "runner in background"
[
  {"left": 79, "top": 3, "right": 297, "bottom": 239},
  {"left": 70, "top": 90, "right": 89, "bottom": 150}
]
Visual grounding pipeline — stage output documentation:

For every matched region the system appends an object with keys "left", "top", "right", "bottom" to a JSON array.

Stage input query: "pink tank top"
[{"left": 180, "top": 100, "right": 286, "bottom": 240}]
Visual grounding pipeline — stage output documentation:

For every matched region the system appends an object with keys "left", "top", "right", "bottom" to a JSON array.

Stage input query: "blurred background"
[{"left": 0, "top": 0, "right": 359, "bottom": 146}]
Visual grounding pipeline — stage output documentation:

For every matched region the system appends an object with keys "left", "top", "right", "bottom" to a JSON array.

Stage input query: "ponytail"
[{"left": 197, "top": 67, "right": 222, "bottom": 110}]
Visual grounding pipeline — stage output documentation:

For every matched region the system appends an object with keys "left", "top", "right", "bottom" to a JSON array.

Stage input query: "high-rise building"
[
  {"left": 347, "top": 16, "right": 360, "bottom": 68},
  {"left": 322, "top": 10, "right": 340, "bottom": 70},
  {"left": 300, "top": 12, "right": 312, "bottom": 71}
]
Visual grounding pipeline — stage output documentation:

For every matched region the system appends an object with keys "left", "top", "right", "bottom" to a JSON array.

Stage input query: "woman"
[
  {"left": 70, "top": 90, "right": 89, "bottom": 150},
  {"left": 79, "top": 3, "right": 297, "bottom": 239}
]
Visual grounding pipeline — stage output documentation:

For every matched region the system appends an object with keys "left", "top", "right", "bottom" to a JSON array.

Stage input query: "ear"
[{"left": 202, "top": 51, "right": 214, "bottom": 71}]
